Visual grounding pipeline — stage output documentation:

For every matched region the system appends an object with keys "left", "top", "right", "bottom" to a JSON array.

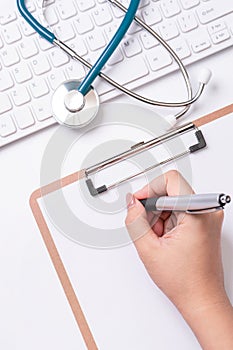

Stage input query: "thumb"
[{"left": 125, "top": 194, "right": 160, "bottom": 258}]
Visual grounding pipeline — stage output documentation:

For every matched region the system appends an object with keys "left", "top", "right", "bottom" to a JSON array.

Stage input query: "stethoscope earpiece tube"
[{"left": 17, "top": 0, "right": 56, "bottom": 43}]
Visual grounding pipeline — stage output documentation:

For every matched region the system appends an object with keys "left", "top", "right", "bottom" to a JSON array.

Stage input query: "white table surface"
[{"left": 0, "top": 46, "right": 233, "bottom": 349}]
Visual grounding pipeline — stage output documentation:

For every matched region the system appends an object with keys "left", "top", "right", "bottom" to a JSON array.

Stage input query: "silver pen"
[{"left": 140, "top": 193, "right": 231, "bottom": 214}]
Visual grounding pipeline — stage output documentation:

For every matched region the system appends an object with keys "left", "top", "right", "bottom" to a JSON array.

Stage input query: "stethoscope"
[{"left": 17, "top": 0, "right": 212, "bottom": 128}]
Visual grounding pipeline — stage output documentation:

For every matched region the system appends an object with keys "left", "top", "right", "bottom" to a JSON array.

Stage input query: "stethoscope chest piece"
[{"left": 52, "top": 80, "right": 99, "bottom": 128}]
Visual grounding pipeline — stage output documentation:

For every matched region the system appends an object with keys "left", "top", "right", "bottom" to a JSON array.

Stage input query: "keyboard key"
[
  {"left": 0, "top": 71, "right": 14, "bottom": 92},
  {"left": 93, "top": 6, "right": 113, "bottom": 26},
  {"left": 19, "top": 39, "right": 38, "bottom": 59},
  {"left": 0, "top": 115, "right": 16, "bottom": 137},
  {"left": 86, "top": 52, "right": 104, "bottom": 68},
  {"left": 77, "top": 0, "right": 96, "bottom": 12},
  {"left": 65, "top": 63, "right": 86, "bottom": 80},
  {"left": 180, "top": 0, "right": 200, "bottom": 10},
  {"left": 19, "top": 19, "right": 35, "bottom": 36},
  {"left": 42, "top": 8, "right": 59, "bottom": 26},
  {"left": 105, "top": 56, "right": 149, "bottom": 85},
  {"left": 178, "top": 13, "right": 198, "bottom": 32},
  {"left": 33, "top": 97, "right": 52, "bottom": 121},
  {"left": 0, "top": 11, "right": 17, "bottom": 25},
  {"left": 2, "top": 24, "right": 22, "bottom": 44},
  {"left": 196, "top": 2, "right": 233, "bottom": 25},
  {"left": 87, "top": 32, "right": 106, "bottom": 51},
  {"left": 146, "top": 47, "right": 173, "bottom": 71},
  {"left": 1, "top": 47, "right": 20, "bottom": 67},
  {"left": 14, "top": 107, "right": 35, "bottom": 129},
  {"left": 159, "top": 20, "right": 180, "bottom": 40},
  {"left": 74, "top": 15, "right": 94, "bottom": 34},
  {"left": 108, "top": 48, "right": 124, "bottom": 65},
  {"left": 36, "top": 0, "right": 45, "bottom": 9},
  {"left": 105, "top": 22, "right": 120, "bottom": 40},
  {"left": 69, "top": 40, "right": 88, "bottom": 57},
  {"left": 31, "top": 56, "right": 51, "bottom": 75},
  {"left": 211, "top": 29, "right": 230, "bottom": 44},
  {"left": 29, "top": 79, "right": 50, "bottom": 98},
  {"left": 170, "top": 38, "right": 191, "bottom": 59},
  {"left": 190, "top": 33, "right": 211, "bottom": 53},
  {"left": 160, "top": 0, "right": 181, "bottom": 18},
  {"left": 50, "top": 50, "right": 69, "bottom": 68},
  {"left": 38, "top": 12, "right": 49, "bottom": 31},
  {"left": 57, "top": 0, "right": 77, "bottom": 19},
  {"left": 0, "top": 94, "right": 12, "bottom": 114},
  {"left": 127, "top": 21, "right": 142, "bottom": 35},
  {"left": 26, "top": 1, "right": 36, "bottom": 13},
  {"left": 13, "top": 63, "right": 32, "bottom": 83},
  {"left": 122, "top": 38, "right": 142, "bottom": 58},
  {"left": 208, "top": 20, "right": 226, "bottom": 35},
  {"left": 48, "top": 70, "right": 66, "bottom": 90},
  {"left": 54, "top": 23, "right": 75, "bottom": 42},
  {"left": 140, "top": 31, "right": 159, "bottom": 49},
  {"left": 38, "top": 37, "right": 53, "bottom": 51},
  {"left": 111, "top": 5, "right": 124, "bottom": 19},
  {"left": 142, "top": 6, "right": 162, "bottom": 25},
  {"left": 138, "top": 0, "right": 150, "bottom": 8},
  {"left": 11, "top": 87, "right": 31, "bottom": 106}
]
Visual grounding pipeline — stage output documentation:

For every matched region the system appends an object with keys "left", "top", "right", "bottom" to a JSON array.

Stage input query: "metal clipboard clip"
[{"left": 85, "top": 122, "right": 206, "bottom": 196}]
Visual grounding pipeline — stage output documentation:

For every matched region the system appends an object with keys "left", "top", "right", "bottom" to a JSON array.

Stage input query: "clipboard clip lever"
[{"left": 85, "top": 123, "right": 207, "bottom": 197}]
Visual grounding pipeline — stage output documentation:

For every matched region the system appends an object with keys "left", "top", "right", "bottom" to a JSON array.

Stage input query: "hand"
[
  {"left": 125, "top": 170, "right": 225, "bottom": 312},
  {"left": 125, "top": 171, "right": 233, "bottom": 349}
]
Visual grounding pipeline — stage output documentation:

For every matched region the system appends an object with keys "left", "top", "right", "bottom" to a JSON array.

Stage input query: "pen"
[{"left": 139, "top": 193, "right": 231, "bottom": 213}]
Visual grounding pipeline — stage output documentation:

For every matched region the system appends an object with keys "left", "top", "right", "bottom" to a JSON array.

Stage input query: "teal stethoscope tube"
[
  {"left": 78, "top": 0, "right": 140, "bottom": 95},
  {"left": 17, "top": 0, "right": 56, "bottom": 43},
  {"left": 17, "top": 0, "right": 140, "bottom": 96}
]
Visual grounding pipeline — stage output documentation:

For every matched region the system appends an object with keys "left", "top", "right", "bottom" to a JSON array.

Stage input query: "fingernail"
[{"left": 126, "top": 193, "right": 136, "bottom": 209}]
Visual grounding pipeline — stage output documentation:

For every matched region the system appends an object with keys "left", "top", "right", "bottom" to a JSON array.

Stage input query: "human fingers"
[
  {"left": 134, "top": 170, "right": 195, "bottom": 224},
  {"left": 135, "top": 170, "right": 194, "bottom": 199},
  {"left": 125, "top": 194, "right": 160, "bottom": 257}
]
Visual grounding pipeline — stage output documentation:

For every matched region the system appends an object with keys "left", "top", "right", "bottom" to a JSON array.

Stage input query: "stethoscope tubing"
[
  {"left": 108, "top": 0, "right": 193, "bottom": 120},
  {"left": 78, "top": 0, "right": 140, "bottom": 96},
  {"left": 17, "top": 0, "right": 55, "bottom": 43},
  {"left": 17, "top": 0, "right": 140, "bottom": 97},
  {"left": 55, "top": 26, "right": 201, "bottom": 109},
  {"left": 17, "top": 0, "right": 208, "bottom": 120}
]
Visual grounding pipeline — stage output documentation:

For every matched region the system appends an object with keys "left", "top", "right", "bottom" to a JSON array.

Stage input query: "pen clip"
[{"left": 186, "top": 206, "right": 224, "bottom": 214}]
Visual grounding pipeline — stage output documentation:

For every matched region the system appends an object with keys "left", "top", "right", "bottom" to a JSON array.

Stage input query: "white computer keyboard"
[{"left": 0, "top": 0, "right": 233, "bottom": 147}]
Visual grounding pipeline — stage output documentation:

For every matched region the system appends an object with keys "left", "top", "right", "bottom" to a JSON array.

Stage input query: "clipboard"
[{"left": 30, "top": 104, "right": 233, "bottom": 350}]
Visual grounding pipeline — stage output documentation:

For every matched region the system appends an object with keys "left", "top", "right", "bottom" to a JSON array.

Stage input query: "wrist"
[
  {"left": 173, "top": 280, "right": 228, "bottom": 320},
  {"left": 181, "top": 291, "right": 231, "bottom": 324},
  {"left": 180, "top": 297, "right": 233, "bottom": 350}
]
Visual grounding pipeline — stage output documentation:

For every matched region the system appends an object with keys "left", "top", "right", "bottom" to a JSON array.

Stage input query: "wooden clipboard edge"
[
  {"left": 193, "top": 103, "right": 233, "bottom": 127},
  {"left": 29, "top": 103, "right": 233, "bottom": 350},
  {"left": 29, "top": 170, "right": 98, "bottom": 350}
]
